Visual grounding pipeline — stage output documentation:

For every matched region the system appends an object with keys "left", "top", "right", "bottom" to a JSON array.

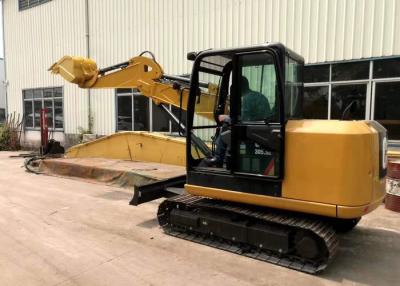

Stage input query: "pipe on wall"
[
  {"left": 1, "top": 0, "right": 8, "bottom": 117},
  {"left": 85, "top": 0, "right": 91, "bottom": 132}
]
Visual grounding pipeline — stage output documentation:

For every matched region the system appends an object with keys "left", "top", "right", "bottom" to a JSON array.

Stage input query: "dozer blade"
[
  {"left": 130, "top": 175, "right": 186, "bottom": 206},
  {"left": 48, "top": 56, "right": 98, "bottom": 88}
]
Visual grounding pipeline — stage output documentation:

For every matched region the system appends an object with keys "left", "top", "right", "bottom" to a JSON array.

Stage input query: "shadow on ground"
[
  {"left": 321, "top": 226, "right": 400, "bottom": 285},
  {"left": 136, "top": 218, "right": 159, "bottom": 229},
  {"left": 96, "top": 190, "right": 133, "bottom": 201}
]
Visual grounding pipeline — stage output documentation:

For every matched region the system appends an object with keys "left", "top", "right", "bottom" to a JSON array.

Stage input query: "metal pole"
[
  {"left": 1, "top": 0, "right": 8, "bottom": 118},
  {"left": 85, "top": 0, "right": 91, "bottom": 132}
]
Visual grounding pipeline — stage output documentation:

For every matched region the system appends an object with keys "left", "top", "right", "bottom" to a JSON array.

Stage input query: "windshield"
[
  {"left": 285, "top": 56, "right": 303, "bottom": 119},
  {"left": 240, "top": 53, "right": 278, "bottom": 122}
]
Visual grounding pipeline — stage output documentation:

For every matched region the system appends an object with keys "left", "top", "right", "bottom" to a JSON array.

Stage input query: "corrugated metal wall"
[
  {"left": 4, "top": 0, "right": 400, "bottom": 138},
  {"left": 88, "top": 0, "right": 186, "bottom": 135},
  {"left": 182, "top": 0, "right": 400, "bottom": 63},
  {"left": 3, "top": 0, "right": 89, "bottom": 137}
]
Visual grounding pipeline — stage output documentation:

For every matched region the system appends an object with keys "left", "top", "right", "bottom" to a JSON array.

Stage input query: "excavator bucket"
[{"left": 49, "top": 56, "right": 98, "bottom": 88}]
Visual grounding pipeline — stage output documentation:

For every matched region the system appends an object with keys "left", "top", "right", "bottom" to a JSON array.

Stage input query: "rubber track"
[{"left": 158, "top": 194, "right": 339, "bottom": 274}]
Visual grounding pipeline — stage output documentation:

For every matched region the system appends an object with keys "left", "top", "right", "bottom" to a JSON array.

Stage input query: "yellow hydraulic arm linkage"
[{"left": 49, "top": 53, "right": 218, "bottom": 121}]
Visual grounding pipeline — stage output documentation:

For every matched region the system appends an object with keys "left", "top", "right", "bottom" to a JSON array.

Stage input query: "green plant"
[
  {"left": 77, "top": 126, "right": 90, "bottom": 143},
  {"left": 77, "top": 114, "right": 94, "bottom": 143},
  {"left": 0, "top": 113, "right": 22, "bottom": 151}
]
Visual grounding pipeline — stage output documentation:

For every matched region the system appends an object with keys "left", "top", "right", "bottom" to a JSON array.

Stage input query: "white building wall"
[
  {"left": 3, "top": 0, "right": 400, "bottom": 140},
  {"left": 182, "top": 0, "right": 400, "bottom": 63},
  {"left": 3, "top": 0, "right": 89, "bottom": 145},
  {"left": 88, "top": 0, "right": 186, "bottom": 135}
]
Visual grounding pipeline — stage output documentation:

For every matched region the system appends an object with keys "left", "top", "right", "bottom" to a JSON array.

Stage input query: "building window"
[
  {"left": 304, "top": 57, "right": 400, "bottom": 141},
  {"left": 374, "top": 82, "right": 400, "bottom": 140},
  {"left": 304, "top": 65, "right": 330, "bottom": 83},
  {"left": 116, "top": 89, "right": 185, "bottom": 132},
  {"left": 0, "top": 108, "right": 5, "bottom": 123},
  {"left": 331, "top": 61, "right": 370, "bottom": 81},
  {"left": 373, "top": 58, "right": 400, "bottom": 79},
  {"left": 117, "top": 95, "right": 132, "bottom": 131},
  {"left": 19, "top": 0, "right": 51, "bottom": 11},
  {"left": 23, "top": 87, "right": 63, "bottom": 130},
  {"left": 331, "top": 84, "right": 367, "bottom": 120},
  {"left": 303, "top": 86, "right": 329, "bottom": 119}
]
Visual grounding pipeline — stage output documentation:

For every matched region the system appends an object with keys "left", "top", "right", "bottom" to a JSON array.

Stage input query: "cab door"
[{"left": 231, "top": 51, "right": 284, "bottom": 182}]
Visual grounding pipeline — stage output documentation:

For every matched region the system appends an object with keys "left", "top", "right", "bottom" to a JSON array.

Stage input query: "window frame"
[
  {"left": 22, "top": 86, "right": 64, "bottom": 131},
  {"left": 370, "top": 77, "right": 400, "bottom": 141},
  {"left": 115, "top": 88, "right": 180, "bottom": 133}
]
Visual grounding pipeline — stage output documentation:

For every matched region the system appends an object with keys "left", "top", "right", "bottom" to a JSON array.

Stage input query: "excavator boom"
[{"left": 49, "top": 54, "right": 218, "bottom": 121}]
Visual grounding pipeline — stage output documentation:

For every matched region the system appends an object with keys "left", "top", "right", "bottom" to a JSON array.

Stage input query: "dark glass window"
[
  {"left": 33, "top": 101, "right": 42, "bottom": 127},
  {"left": 19, "top": 0, "right": 51, "bottom": 11},
  {"left": 54, "top": 87, "right": 63, "bottom": 98},
  {"left": 23, "top": 90, "right": 33, "bottom": 99},
  {"left": 0, "top": 109, "right": 5, "bottom": 123},
  {"left": 133, "top": 95, "right": 149, "bottom": 131},
  {"left": 332, "top": 61, "right": 369, "bottom": 81},
  {"left": 116, "top": 89, "right": 182, "bottom": 133},
  {"left": 303, "top": 86, "right": 329, "bottom": 119},
  {"left": 33, "top": 89, "right": 42, "bottom": 99},
  {"left": 239, "top": 53, "right": 278, "bottom": 122},
  {"left": 22, "top": 87, "right": 63, "bottom": 130},
  {"left": 304, "top": 65, "right": 329, "bottom": 83},
  {"left": 374, "top": 82, "right": 400, "bottom": 140},
  {"left": 54, "top": 99, "right": 63, "bottom": 129},
  {"left": 373, "top": 58, "right": 400, "bottom": 79},
  {"left": 152, "top": 102, "right": 170, "bottom": 132},
  {"left": 24, "top": 101, "right": 33, "bottom": 127},
  {"left": 117, "top": 96, "right": 132, "bottom": 131},
  {"left": 331, "top": 84, "right": 367, "bottom": 120},
  {"left": 117, "top": 88, "right": 133, "bottom": 94},
  {"left": 43, "top": 88, "right": 53, "bottom": 98}
]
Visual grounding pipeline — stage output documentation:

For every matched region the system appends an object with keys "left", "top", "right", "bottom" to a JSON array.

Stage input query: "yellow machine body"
[
  {"left": 186, "top": 120, "right": 386, "bottom": 219},
  {"left": 50, "top": 53, "right": 385, "bottom": 220},
  {"left": 49, "top": 45, "right": 390, "bottom": 272},
  {"left": 66, "top": 131, "right": 187, "bottom": 167}
]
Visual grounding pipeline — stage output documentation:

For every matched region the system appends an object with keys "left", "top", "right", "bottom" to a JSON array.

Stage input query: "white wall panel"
[
  {"left": 87, "top": 0, "right": 186, "bottom": 135},
  {"left": 183, "top": 0, "right": 400, "bottom": 63},
  {"left": 3, "top": 0, "right": 88, "bottom": 142},
  {"left": 4, "top": 0, "right": 400, "bottom": 139}
]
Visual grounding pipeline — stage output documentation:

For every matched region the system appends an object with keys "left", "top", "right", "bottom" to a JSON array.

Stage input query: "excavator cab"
[{"left": 186, "top": 43, "right": 303, "bottom": 194}]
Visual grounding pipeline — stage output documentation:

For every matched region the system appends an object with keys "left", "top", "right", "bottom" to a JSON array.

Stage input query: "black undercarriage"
[{"left": 158, "top": 194, "right": 339, "bottom": 274}]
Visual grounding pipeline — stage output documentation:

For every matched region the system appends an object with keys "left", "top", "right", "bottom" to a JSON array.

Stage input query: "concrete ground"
[{"left": 0, "top": 152, "right": 399, "bottom": 286}]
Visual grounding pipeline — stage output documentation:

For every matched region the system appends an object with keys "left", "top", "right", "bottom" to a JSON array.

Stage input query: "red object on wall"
[
  {"left": 40, "top": 108, "right": 49, "bottom": 154},
  {"left": 386, "top": 160, "right": 400, "bottom": 212}
]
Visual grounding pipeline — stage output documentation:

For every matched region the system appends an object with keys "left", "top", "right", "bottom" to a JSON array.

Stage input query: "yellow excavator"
[{"left": 50, "top": 43, "right": 387, "bottom": 273}]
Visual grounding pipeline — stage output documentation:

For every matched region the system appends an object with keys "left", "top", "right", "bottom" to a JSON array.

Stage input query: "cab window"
[{"left": 239, "top": 53, "right": 278, "bottom": 123}]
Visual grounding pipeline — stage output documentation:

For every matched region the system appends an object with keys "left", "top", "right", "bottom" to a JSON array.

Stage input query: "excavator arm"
[{"left": 49, "top": 54, "right": 218, "bottom": 121}]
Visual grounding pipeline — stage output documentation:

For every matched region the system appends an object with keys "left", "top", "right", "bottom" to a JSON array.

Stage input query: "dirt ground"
[{"left": 0, "top": 151, "right": 399, "bottom": 286}]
